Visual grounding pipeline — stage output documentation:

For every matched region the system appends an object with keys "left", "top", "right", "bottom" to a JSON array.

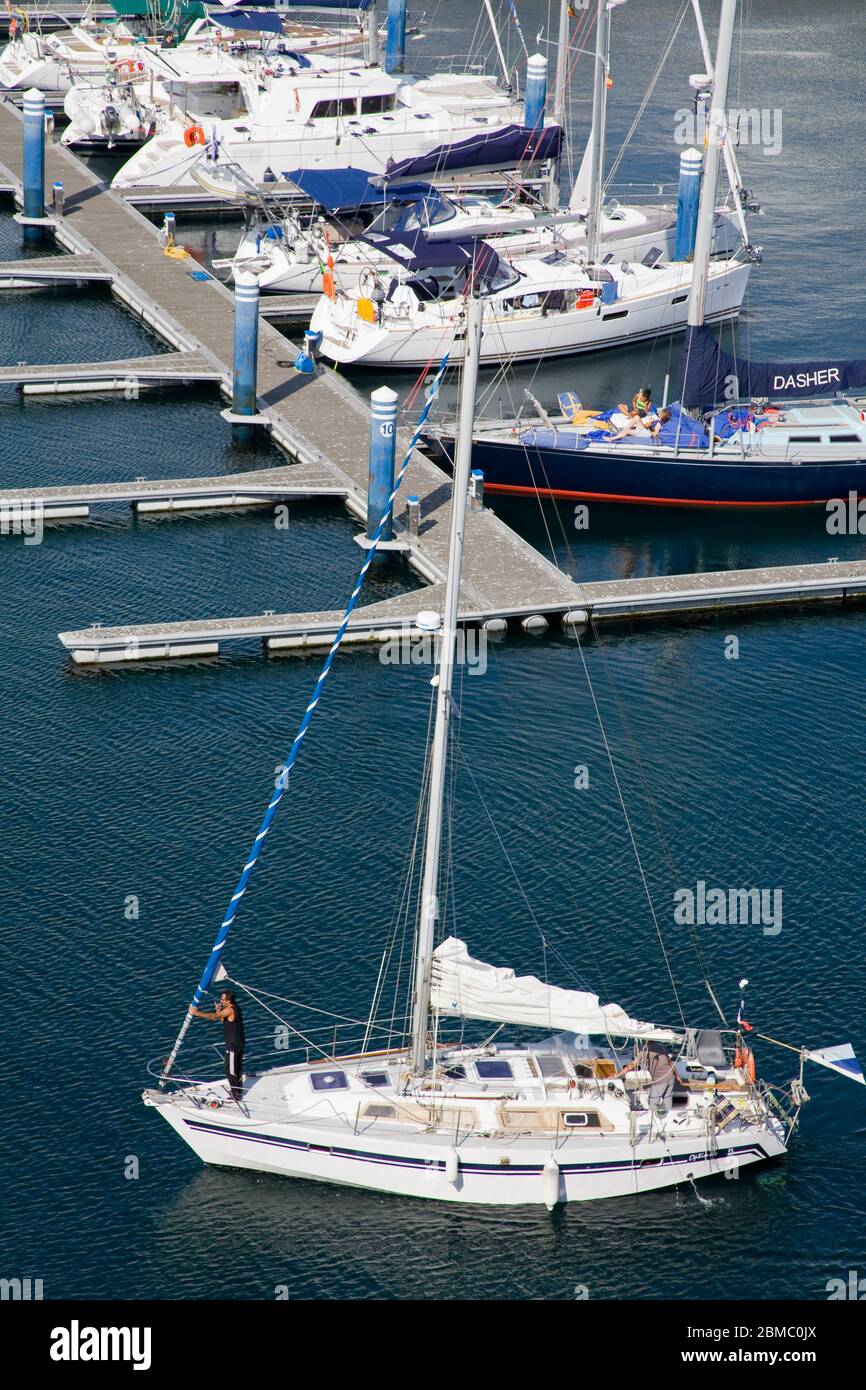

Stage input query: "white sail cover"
[{"left": 431, "top": 938, "right": 681, "bottom": 1042}]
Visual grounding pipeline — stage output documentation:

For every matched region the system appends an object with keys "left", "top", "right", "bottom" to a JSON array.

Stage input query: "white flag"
[
  {"left": 804, "top": 1043, "right": 865, "bottom": 1085},
  {"left": 213, "top": 962, "right": 229, "bottom": 984}
]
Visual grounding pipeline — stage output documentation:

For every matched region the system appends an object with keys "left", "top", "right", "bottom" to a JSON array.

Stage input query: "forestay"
[{"left": 430, "top": 938, "right": 681, "bottom": 1042}]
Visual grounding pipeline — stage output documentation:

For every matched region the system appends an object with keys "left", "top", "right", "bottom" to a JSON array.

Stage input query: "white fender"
[
  {"left": 542, "top": 1155, "right": 561, "bottom": 1210},
  {"left": 444, "top": 1147, "right": 459, "bottom": 1184}
]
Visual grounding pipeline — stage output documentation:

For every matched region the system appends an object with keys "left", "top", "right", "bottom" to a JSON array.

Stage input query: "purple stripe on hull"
[{"left": 183, "top": 1117, "right": 771, "bottom": 1177}]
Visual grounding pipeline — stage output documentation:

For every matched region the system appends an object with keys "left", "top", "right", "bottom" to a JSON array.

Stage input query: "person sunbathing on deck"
[{"left": 610, "top": 407, "right": 671, "bottom": 442}]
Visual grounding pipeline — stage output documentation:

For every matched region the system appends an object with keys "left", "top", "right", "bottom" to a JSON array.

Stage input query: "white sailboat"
[
  {"left": 143, "top": 278, "right": 861, "bottom": 1205},
  {"left": 224, "top": 0, "right": 745, "bottom": 298},
  {"left": 60, "top": 13, "right": 361, "bottom": 148},
  {"left": 109, "top": 5, "right": 555, "bottom": 196},
  {"left": 0, "top": 4, "right": 222, "bottom": 100},
  {"left": 306, "top": 0, "right": 755, "bottom": 370}
]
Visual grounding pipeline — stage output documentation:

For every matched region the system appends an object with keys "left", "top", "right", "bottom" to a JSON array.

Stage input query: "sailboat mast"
[
  {"left": 690, "top": 0, "right": 749, "bottom": 243},
  {"left": 686, "top": 0, "right": 737, "bottom": 329},
  {"left": 483, "top": 0, "right": 511, "bottom": 89},
  {"left": 408, "top": 288, "right": 484, "bottom": 1076},
  {"left": 545, "top": 0, "right": 571, "bottom": 209},
  {"left": 585, "top": 0, "right": 612, "bottom": 264}
]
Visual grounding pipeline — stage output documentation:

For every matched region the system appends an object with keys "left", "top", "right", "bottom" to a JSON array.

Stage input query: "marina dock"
[
  {"left": 0, "top": 97, "right": 580, "bottom": 659},
  {"left": 3, "top": 99, "right": 866, "bottom": 666}
]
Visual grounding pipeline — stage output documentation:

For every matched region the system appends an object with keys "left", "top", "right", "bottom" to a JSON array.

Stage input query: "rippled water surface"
[{"left": 1, "top": 0, "right": 865, "bottom": 1301}]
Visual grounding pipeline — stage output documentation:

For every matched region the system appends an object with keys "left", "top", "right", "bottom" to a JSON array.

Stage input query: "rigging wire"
[
  {"left": 571, "top": 630, "right": 687, "bottom": 1030},
  {"left": 159, "top": 350, "right": 452, "bottom": 1083}
]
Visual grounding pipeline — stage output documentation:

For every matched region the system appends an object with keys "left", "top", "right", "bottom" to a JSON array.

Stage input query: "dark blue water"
[{"left": 2, "top": 1, "right": 866, "bottom": 1302}]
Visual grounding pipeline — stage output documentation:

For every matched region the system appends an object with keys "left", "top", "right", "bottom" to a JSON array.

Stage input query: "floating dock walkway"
[
  {"left": 2, "top": 99, "right": 866, "bottom": 666},
  {"left": 52, "top": 558, "right": 866, "bottom": 664},
  {"left": 0, "top": 98, "right": 580, "bottom": 659}
]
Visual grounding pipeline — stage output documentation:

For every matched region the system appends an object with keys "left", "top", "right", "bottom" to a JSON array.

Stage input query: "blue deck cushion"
[{"left": 520, "top": 403, "right": 709, "bottom": 451}]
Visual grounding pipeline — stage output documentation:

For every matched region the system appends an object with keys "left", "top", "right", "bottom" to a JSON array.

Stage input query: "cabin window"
[
  {"left": 362, "top": 1071, "right": 390, "bottom": 1087},
  {"left": 476, "top": 1059, "right": 514, "bottom": 1080},
  {"left": 444, "top": 1064, "right": 466, "bottom": 1079},
  {"left": 363, "top": 1103, "right": 397, "bottom": 1119},
  {"left": 829, "top": 433, "right": 860, "bottom": 442},
  {"left": 602, "top": 309, "right": 629, "bottom": 320},
  {"left": 310, "top": 98, "right": 356, "bottom": 120},
  {"left": 671, "top": 292, "right": 688, "bottom": 305},
  {"left": 563, "top": 1111, "right": 602, "bottom": 1128},
  {"left": 787, "top": 435, "right": 821, "bottom": 442},
  {"left": 361, "top": 93, "right": 396, "bottom": 114},
  {"left": 537, "top": 1054, "right": 569, "bottom": 1078},
  {"left": 402, "top": 196, "right": 457, "bottom": 231},
  {"left": 310, "top": 1069, "right": 349, "bottom": 1092}
]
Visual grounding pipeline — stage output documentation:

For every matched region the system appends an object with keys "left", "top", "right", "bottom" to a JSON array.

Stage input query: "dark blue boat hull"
[{"left": 429, "top": 436, "right": 866, "bottom": 507}]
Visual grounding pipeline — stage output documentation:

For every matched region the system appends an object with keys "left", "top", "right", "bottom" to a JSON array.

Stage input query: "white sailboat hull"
[
  {"left": 147, "top": 1083, "right": 786, "bottom": 1206},
  {"left": 312, "top": 261, "right": 751, "bottom": 369}
]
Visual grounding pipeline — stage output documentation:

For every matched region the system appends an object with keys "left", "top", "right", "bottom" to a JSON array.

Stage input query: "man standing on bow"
[{"left": 190, "top": 988, "right": 245, "bottom": 1102}]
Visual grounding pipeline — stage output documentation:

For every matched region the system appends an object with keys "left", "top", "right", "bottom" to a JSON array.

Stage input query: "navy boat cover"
[
  {"left": 361, "top": 229, "right": 501, "bottom": 282},
  {"left": 682, "top": 324, "right": 866, "bottom": 408},
  {"left": 384, "top": 123, "right": 563, "bottom": 182},
  {"left": 283, "top": 168, "right": 436, "bottom": 211}
]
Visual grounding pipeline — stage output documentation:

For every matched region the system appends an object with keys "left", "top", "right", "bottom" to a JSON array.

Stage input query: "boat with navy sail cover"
[
  {"left": 423, "top": 0, "right": 866, "bottom": 507},
  {"left": 224, "top": 0, "right": 748, "bottom": 299},
  {"left": 109, "top": 0, "right": 562, "bottom": 195}
]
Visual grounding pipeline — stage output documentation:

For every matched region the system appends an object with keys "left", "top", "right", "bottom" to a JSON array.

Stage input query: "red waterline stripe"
[{"left": 483, "top": 482, "right": 829, "bottom": 508}]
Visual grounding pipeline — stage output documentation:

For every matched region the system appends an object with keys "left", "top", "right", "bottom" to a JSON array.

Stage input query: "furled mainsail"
[{"left": 430, "top": 938, "right": 681, "bottom": 1042}]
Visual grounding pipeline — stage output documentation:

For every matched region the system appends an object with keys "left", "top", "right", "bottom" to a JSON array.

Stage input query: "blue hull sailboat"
[{"left": 422, "top": 0, "right": 866, "bottom": 508}]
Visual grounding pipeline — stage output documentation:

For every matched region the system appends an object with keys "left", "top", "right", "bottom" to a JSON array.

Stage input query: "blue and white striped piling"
[
  {"left": 367, "top": 385, "right": 398, "bottom": 553},
  {"left": 22, "top": 87, "right": 46, "bottom": 244},
  {"left": 524, "top": 53, "right": 548, "bottom": 133},
  {"left": 385, "top": 0, "right": 407, "bottom": 75},
  {"left": 674, "top": 147, "right": 703, "bottom": 261},
  {"left": 231, "top": 268, "right": 260, "bottom": 442}
]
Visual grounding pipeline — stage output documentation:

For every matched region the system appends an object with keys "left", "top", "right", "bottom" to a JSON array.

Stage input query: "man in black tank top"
[{"left": 191, "top": 989, "right": 245, "bottom": 1101}]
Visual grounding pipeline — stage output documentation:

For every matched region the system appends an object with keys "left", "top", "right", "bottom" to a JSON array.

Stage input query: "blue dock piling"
[
  {"left": 230, "top": 269, "right": 261, "bottom": 443},
  {"left": 524, "top": 53, "right": 548, "bottom": 133},
  {"left": 368, "top": 385, "right": 398, "bottom": 552},
  {"left": 22, "top": 88, "right": 46, "bottom": 244},
  {"left": 674, "top": 147, "right": 703, "bottom": 261},
  {"left": 385, "top": 0, "right": 407, "bottom": 75}
]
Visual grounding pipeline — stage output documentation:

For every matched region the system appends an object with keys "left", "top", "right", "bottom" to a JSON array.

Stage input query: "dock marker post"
[
  {"left": 469, "top": 469, "right": 485, "bottom": 509},
  {"left": 523, "top": 53, "right": 548, "bottom": 134},
  {"left": 674, "top": 147, "right": 703, "bottom": 261},
  {"left": 52, "top": 181, "right": 64, "bottom": 219},
  {"left": 367, "top": 385, "right": 399, "bottom": 558},
  {"left": 231, "top": 268, "right": 261, "bottom": 443},
  {"left": 406, "top": 495, "right": 420, "bottom": 537},
  {"left": 385, "top": 0, "right": 407, "bottom": 75},
  {"left": 22, "top": 88, "right": 46, "bottom": 244}
]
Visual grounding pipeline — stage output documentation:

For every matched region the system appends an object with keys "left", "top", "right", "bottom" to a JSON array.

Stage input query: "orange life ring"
[
  {"left": 184, "top": 124, "right": 206, "bottom": 148},
  {"left": 115, "top": 59, "right": 137, "bottom": 75}
]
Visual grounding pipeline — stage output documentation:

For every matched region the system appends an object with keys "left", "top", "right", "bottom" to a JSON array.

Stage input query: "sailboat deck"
[{"left": 158, "top": 1040, "right": 759, "bottom": 1151}]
